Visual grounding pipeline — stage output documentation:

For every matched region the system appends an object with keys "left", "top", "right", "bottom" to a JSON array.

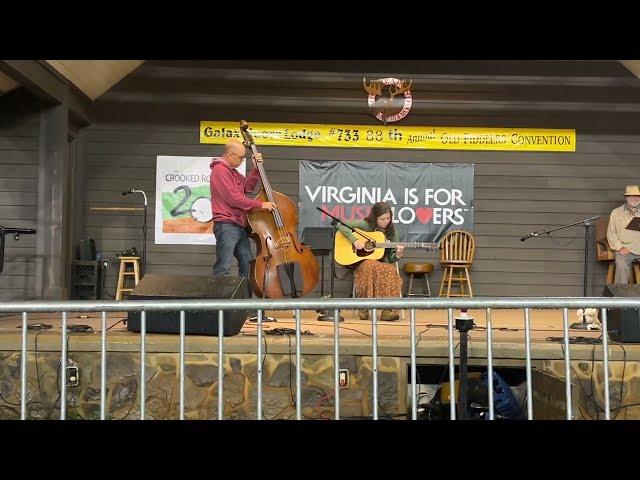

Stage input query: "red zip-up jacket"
[{"left": 210, "top": 158, "right": 262, "bottom": 227}]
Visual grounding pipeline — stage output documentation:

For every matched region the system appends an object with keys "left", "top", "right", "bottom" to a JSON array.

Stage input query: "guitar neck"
[{"left": 376, "top": 242, "right": 437, "bottom": 249}]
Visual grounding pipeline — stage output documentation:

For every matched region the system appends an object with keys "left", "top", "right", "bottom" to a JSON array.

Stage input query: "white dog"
[{"left": 577, "top": 308, "right": 601, "bottom": 330}]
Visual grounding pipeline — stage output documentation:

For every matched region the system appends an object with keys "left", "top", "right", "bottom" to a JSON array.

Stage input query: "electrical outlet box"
[
  {"left": 339, "top": 369, "right": 349, "bottom": 389},
  {"left": 66, "top": 366, "right": 79, "bottom": 387},
  {"left": 102, "top": 260, "right": 109, "bottom": 270}
]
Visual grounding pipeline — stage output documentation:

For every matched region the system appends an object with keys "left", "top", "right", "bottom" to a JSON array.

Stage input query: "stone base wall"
[
  {"left": 542, "top": 359, "right": 640, "bottom": 420},
  {"left": 4, "top": 347, "right": 637, "bottom": 420},
  {"left": 0, "top": 351, "right": 402, "bottom": 420}
]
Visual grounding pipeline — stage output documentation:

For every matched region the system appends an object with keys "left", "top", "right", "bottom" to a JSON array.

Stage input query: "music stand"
[
  {"left": 302, "top": 226, "right": 344, "bottom": 322},
  {"left": 0, "top": 226, "right": 37, "bottom": 274}
]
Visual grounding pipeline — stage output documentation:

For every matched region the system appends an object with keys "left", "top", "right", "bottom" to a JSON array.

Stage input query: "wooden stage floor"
[{"left": 0, "top": 307, "right": 604, "bottom": 339}]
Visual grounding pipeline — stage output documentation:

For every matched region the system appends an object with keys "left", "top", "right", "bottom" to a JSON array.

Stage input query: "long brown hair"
[{"left": 365, "top": 202, "right": 395, "bottom": 240}]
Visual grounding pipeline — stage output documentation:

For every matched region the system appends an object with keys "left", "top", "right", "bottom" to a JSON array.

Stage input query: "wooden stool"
[
  {"left": 115, "top": 256, "right": 140, "bottom": 300},
  {"left": 403, "top": 263, "right": 433, "bottom": 297}
]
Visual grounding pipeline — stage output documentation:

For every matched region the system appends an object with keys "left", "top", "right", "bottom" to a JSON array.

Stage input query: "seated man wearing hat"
[{"left": 607, "top": 185, "right": 640, "bottom": 283}]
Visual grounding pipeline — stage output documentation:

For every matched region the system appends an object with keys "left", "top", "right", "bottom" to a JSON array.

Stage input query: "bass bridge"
[{"left": 274, "top": 235, "right": 293, "bottom": 250}]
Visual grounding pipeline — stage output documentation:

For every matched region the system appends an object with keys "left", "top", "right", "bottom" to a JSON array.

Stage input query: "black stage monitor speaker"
[
  {"left": 603, "top": 284, "right": 640, "bottom": 343},
  {"left": 127, "top": 274, "right": 248, "bottom": 336}
]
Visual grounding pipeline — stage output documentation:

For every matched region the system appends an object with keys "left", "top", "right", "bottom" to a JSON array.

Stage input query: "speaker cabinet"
[
  {"left": 78, "top": 238, "right": 96, "bottom": 261},
  {"left": 603, "top": 284, "right": 640, "bottom": 343},
  {"left": 127, "top": 274, "right": 248, "bottom": 336}
]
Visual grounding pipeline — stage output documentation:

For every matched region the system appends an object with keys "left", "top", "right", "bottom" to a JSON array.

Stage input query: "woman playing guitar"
[{"left": 336, "top": 201, "right": 404, "bottom": 321}]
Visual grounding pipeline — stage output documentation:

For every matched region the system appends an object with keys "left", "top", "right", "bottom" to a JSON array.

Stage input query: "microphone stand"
[
  {"left": 455, "top": 310, "right": 474, "bottom": 420},
  {"left": 316, "top": 215, "right": 344, "bottom": 322},
  {"left": 123, "top": 189, "right": 148, "bottom": 276},
  {"left": 315, "top": 208, "right": 378, "bottom": 323},
  {"left": 521, "top": 215, "right": 600, "bottom": 330}
]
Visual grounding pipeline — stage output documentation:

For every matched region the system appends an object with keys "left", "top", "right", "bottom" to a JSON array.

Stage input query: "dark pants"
[{"left": 213, "top": 222, "right": 253, "bottom": 297}]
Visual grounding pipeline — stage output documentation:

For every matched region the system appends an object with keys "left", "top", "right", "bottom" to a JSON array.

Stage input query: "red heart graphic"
[{"left": 415, "top": 207, "right": 433, "bottom": 224}]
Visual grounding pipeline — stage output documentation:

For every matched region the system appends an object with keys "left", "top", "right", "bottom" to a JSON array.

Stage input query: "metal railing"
[{"left": 2, "top": 296, "right": 636, "bottom": 420}]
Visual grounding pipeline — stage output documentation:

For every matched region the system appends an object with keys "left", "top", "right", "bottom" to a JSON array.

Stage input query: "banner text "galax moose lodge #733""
[{"left": 200, "top": 121, "right": 576, "bottom": 152}]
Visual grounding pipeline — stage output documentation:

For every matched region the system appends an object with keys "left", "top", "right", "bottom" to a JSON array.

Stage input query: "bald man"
[{"left": 210, "top": 140, "right": 276, "bottom": 284}]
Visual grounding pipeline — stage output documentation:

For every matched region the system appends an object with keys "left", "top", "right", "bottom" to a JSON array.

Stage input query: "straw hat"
[{"left": 624, "top": 185, "right": 640, "bottom": 196}]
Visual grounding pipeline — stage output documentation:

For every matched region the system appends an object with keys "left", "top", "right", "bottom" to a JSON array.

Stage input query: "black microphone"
[
  {"left": 122, "top": 189, "right": 134, "bottom": 196},
  {"left": 520, "top": 235, "right": 528, "bottom": 242}
]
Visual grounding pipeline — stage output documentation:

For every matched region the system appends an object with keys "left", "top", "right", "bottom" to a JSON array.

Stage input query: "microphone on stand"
[
  {"left": 122, "top": 189, "right": 134, "bottom": 196},
  {"left": 521, "top": 231, "right": 540, "bottom": 242}
]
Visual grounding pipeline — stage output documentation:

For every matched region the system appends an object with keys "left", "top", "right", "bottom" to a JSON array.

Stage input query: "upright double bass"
[{"left": 240, "top": 121, "right": 319, "bottom": 298}]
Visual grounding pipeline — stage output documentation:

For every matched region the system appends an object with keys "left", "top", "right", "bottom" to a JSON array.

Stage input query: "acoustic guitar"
[{"left": 334, "top": 229, "right": 438, "bottom": 266}]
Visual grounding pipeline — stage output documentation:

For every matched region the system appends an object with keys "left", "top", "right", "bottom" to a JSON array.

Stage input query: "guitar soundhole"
[{"left": 362, "top": 241, "right": 376, "bottom": 253}]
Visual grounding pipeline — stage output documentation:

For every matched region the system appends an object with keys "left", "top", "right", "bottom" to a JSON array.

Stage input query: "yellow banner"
[{"left": 200, "top": 121, "right": 576, "bottom": 152}]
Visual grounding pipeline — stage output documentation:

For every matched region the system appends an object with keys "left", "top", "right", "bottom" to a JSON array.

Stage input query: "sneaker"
[{"left": 358, "top": 309, "right": 369, "bottom": 320}]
